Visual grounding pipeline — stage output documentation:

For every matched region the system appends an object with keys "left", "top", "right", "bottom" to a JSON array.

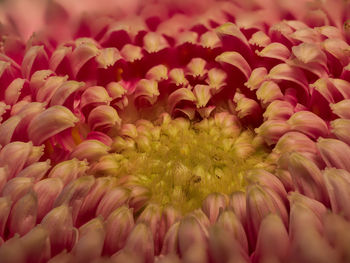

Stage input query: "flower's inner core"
[{"left": 109, "top": 114, "right": 271, "bottom": 213}]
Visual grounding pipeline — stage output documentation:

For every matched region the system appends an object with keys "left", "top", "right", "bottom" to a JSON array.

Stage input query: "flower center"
[{"left": 104, "top": 112, "right": 271, "bottom": 213}]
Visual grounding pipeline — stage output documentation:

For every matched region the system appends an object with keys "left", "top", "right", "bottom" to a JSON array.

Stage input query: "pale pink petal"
[
  {"left": 256, "top": 42, "right": 290, "bottom": 62},
  {"left": 70, "top": 140, "right": 110, "bottom": 163},
  {"left": 330, "top": 118, "right": 350, "bottom": 145},
  {"left": 287, "top": 152, "right": 329, "bottom": 205},
  {"left": 0, "top": 115, "right": 21, "bottom": 146},
  {"left": 88, "top": 105, "right": 121, "bottom": 131},
  {"left": 8, "top": 191, "right": 37, "bottom": 237},
  {"left": 95, "top": 187, "right": 130, "bottom": 219},
  {"left": 41, "top": 205, "right": 77, "bottom": 256},
  {"left": 287, "top": 111, "right": 329, "bottom": 140},
  {"left": 48, "top": 158, "right": 88, "bottom": 185},
  {"left": 0, "top": 197, "right": 12, "bottom": 237},
  {"left": 215, "top": 51, "right": 251, "bottom": 80},
  {"left": 134, "top": 79, "right": 160, "bottom": 106},
  {"left": 104, "top": 206, "right": 134, "bottom": 255},
  {"left": 201, "top": 193, "right": 227, "bottom": 224},
  {"left": 21, "top": 46, "right": 49, "bottom": 79},
  {"left": 28, "top": 105, "right": 79, "bottom": 145},
  {"left": 123, "top": 223, "right": 154, "bottom": 263},
  {"left": 80, "top": 86, "right": 112, "bottom": 109},
  {"left": 263, "top": 100, "right": 294, "bottom": 120},
  {"left": 17, "top": 160, "right": 51, "bottom": 182},
  {"left": 330, "top": 99, "right": 350, "bottom": 119},
  {"left": 317, "top": 138, "right": 350, "bottom": 172},
  {"left": 49, "top": 80, "right": 84, "bottom": 106},
  {"left": 33, "top": 178, "right": 64, "bottom": 222},
  {"left": 255, "top": 119, "right": 290, "bottom": 145}
]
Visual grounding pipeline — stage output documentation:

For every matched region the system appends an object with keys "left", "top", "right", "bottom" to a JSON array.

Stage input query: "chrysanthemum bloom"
[{"left": 0, "top": 0, "right": 350, "bottom": 262}]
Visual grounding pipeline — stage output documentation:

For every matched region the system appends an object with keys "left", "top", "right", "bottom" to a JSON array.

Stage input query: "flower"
[{"left": 0, "top": 0, "right": 350, "bottom": 262}]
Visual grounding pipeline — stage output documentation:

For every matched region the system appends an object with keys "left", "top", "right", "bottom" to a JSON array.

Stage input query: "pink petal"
[
  {"left": 330, "top": 99, "right": 350, "bottom": 119},
  {"left": 255, "top": 119, "right": 290, "bottom": 145},
  {"left": 215, "top": 51, "right": 251, "bottom": 80},
  {"left": 70, "top": 140, "right": 110, "bottom": 163},
  {"left": 256, "top": 42, "right": 290, "bottom": 61},
  {"left": 33, "top": 178, "right": 64, "bottom": 222},
  {"left": 263, "top": 100, "right": 294, "bottom": 120},
  {"left": 201, "top": 193, "right": 227, "bottom": 224},
  {"left": 123, "top": 223, "right": 155, "bottom": 263},
  {"left": 287, "top": 111, "right": 329, "bottom": 140},
  {"left": 0, "top": 197, "right": 12, "bottom": 237},
  {"left": 95, "top": 187, "right": 130, "bottom": 219},
  {"left": 41, "top": 205, "right": 77, "bottom": 256},
  {"left": 8, "top": 191, "right": 37, "bottom": 237},
  {"left": 317, "top": 138, "right": 350, "bottom": 172},
  {"left": 287, "top": 152, "right": 329, "bottom": 205},
  {"left": 21, "top": 46, "right": 49, "bottom": 79},
  {"left": 17, "top": 160, "right": 51, "bottom": 182},
  {"left": 49, "top": 80, "right": 84, "bottom": 107},
  {"left": 104, "top": 206, "right": 134, "bottom": 255},
  {"left": 48, "top": 158, "right": 88, "bottom": 186},
  {"left": 88, "top": 105, "right": 121, "bottom": 131},
  {"left": 28, "top": 105, "right": 79, "bottom": 145},
  {"left": 330, "top": 118, "right": 350, "bottom": 145}
]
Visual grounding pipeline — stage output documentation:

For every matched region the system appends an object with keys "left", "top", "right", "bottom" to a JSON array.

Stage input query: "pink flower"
[{"left": 0, "top": 0, "right": 350, "bottom": 262}]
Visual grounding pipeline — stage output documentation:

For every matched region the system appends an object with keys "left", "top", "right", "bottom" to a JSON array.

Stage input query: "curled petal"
[
  {"left": 95, "top": 47, "right": 121, "bottom": 69},
  {"left": 28, "top": 106, "right": 79, "bottom": 145},
  {"left": 146, "top": 65, "right": 168, "bottom": 81},
  {"left": 36, "top": 75, "right": 68, "bottom": 104},
  {"left": 88, "top": 105, "right": 121, "bottom": 131},
  {"left": 268, "top": 63, "right": 309, "bottom": 97},
  {"left": 263, "top": 100, "right": 294, "bottom": 120},
  {"left": 200, "top": 31, "right": 221, "bottom": 49},
  {"left": 143, "top": 32, "right": 169, "bottom": 53},
  {"left": 134, "top": 79, "right": 160, "bottom": 106},
  {"left": 292, "top": 42, "right": 327, "bottom": 66},
  {"left": 256, "top": 42, "right": 290, "bottom": 61},
  {"left": 71, "top": 41, "right": 99, "bottom": 78},
  {"left": 168, "top": 87, "right": 196, "bottom": 113},
  {"left": 274, "top": 131, "right": 318, "bottom": 155},
  {"left": 5, "top": 78, "right": 27, "bottom": 105},
  {"left": 255, "top": 119, "right": 290, "bottom": 145},
  {"left": 235, "top": 97, "right": 261, "bottom": 120},
  {"left": 50, "top": 80, "right": 85, "bottom": 106},
  {"left": 249, "top": 31, "right": 271, "bottom": 48},
  {"left": 186, "top": 58, "right": 207, "bottom": 78},
  {"left": 215, "top": 22, "right": 250, "bottom": 52},
  {"left": 49, "top": 45, "right": 72, "bottom": 72},
  {"left": 331, "top": 99, "right": 350, "bottom": 119},
  {"left": 287, "top": 111, "right": 329, "bottom": 140},
  {"left": 244, "top": 67, "right": 267, "bottom": 91},
  {"left": 215, "top": 51, "right": 251, "bottom": 80},
  {"left": 168, "top": 68, "right": 188, "bottom": 86},
  {"left": 193, "top": 85, "right": 212, "bottom": 108},
  {"left": 206, "top": 68, "right": 227, "bottom": 90},
  {"left": 256, "top": 81, "right": 284, "bottom": 105},
  {"left": 80, "top": 86, "right": 112, "bottom": 109},
  {"left": 120, "top": 44, "right": 143, "bottom": 62},
  {"left": 323, "top": 38, "right": 350, "bottom": 67},
  {"left": 21, "top": 46, "right": 49, "bottom": 79},
  {"left": 70, "top": 140, "right": 110, "bottom": 163}
]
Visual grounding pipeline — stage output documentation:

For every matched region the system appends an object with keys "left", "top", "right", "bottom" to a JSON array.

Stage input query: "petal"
[
  {"left": 50, "top": 80, "right": 84, "bottom": 106},
  {"left": 8, "top": 191, "right": 37, "bottom": 237},
  {"left": 255, "top": 119, "right": 290, "bottom": 145},
  {"left": 33, "top": 178, "right": 64, "bottom": 222},
  {"left": 17, "top": 160, "right": 51, "bottom": 182},
  {"left": 330, "top": 118, "right": 350, "bottom": 145},
  {"left": 317, "top": 138, "right": 350, "bottom": 172},
  {"left": 201, "top": 193, "right": 227, "bottom": 224},
  {"left": 287, "top": 111, "right": 329, "bottom": 140},
  {"left": 330, "top": 99, "right": 350, "bottom": 119},
  {"left": 28, "top": 106, "right": 79, "bottom": 145},
  {"left": 104, "top": 206, "right": 134, "bottom": 255},
  {"left": 48, "top": 158, "right": 88, "bottom": 185},
  {"left": 215, "top": 51, "right": 251, "bottom": 80},
  {"left": 70, "top": 140, "right": 110, "bottom": 163},
  {"left": 88, "top": 105, "right": 121, "bottom": 131},
  {"left": 95, "top": 187, "right": 130, "bottom": 219},
  {"left": 256, "top": 42, "right": 290, "bottom": 61},
  {"left": 287, "top": 152, "right": 329, "bottom": 205}
]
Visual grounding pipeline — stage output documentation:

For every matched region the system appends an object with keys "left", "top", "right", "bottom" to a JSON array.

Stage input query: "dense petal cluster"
[{"left": 0, "top": 0, "right": 350, "bottom": 262}]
